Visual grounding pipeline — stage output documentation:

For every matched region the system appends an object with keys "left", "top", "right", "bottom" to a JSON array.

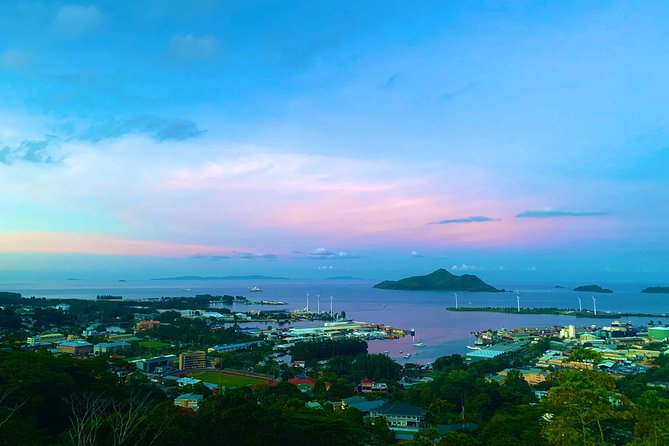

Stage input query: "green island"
[
  {"left": 642, "top": 286, "right": 669, "bottom": 294},
  {"left": 573, "top": 284, "right": 614, "bottom": 293},
  {"left": 373, "top": 268, "right": 503, "bottom": 292},
  {"left": 446, "top": 306, "right": 667, "bottom": 318}
]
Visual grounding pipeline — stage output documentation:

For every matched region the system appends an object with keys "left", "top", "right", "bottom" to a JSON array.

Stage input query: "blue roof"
[
  {"left": 343, "top": 396, "right": 387, "bottom": 412},
  {"left": 95, "top": 341, "right": 129, "bottom": 348},
  {"left": 174, "top": 393, "right": 203, "bottom": 401},
  {"left": 211, "top": 341, "right": 263, "bottom": 351},
  {"left": 59, "top": 340, "right": 92, "bottom": 347}
]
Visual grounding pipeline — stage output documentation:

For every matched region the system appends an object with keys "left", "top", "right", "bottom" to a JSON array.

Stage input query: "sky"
[{"left": 0, "top": 0, "right": 668, "bottom": 282}]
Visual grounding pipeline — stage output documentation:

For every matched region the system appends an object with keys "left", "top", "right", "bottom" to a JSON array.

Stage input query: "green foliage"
[
  {"left": 290, "top": 338, "right": 367, "bottom": 362},
  {"left": 350, "top": 353, "right": 401, "bottom": 381},
  {"left": 478, "top": 405, "right": 547, "bottom": 446},
  {"left": 0, "top": 308, "right": 22, "bottom": 330},
  {"left": 542, "top": 369, "right": 632, "bottom": 446},
  {"left": 564, "top": 349, "right": 602, "bottom": 364}
]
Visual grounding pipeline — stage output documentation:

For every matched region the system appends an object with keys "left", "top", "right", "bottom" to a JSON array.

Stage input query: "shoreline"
[{"left": 446, "top": 307, "right": 667, "bottom": 319}]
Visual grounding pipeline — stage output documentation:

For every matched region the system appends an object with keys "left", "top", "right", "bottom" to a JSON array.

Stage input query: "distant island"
[
  {"left": 574, "top": 284, "right": 613, "bottom": 293},
  {"left": 152, "top": 275, "right": 289, "bottom": 281},
  {"left": 373, "top": 268, "right": 503, "bottom": 292},
  {"left": 554, "top": 285, "right": 565, "bottom": 289},
  {"left": 642, "top": 286, "right": 669, "bottom": 294}
]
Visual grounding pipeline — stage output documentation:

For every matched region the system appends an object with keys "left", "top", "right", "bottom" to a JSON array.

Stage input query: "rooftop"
[
  {"left": 174, "top": 393, "right": 204, "bottom": 402},
  {"left": 371, "top": 402, "right": 426, "bottom": 417}
]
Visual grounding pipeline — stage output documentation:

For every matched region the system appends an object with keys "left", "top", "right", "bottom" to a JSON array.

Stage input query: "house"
[
  {"left": 369, "top": 402, "right": 426, "bottom": 432},
  {"left": 179, "top": 351, "right": 206, "bottom": 370},
  {"left": 134, "top": 355, "right": 178, "bottom": 374},
  {"left": 176, "top": 377, "right": 201, "bottom": 387},
  {"left": 27, "top": 333, "right": 66, "bottom": 346},
  {"left": 498, "top": 368, "right": 551, "bottom": 385},
  {"left": 57, "top": 339, "right": 93, "bottom": 355},
  {"left": 174, "top": 393, "right": 204, "bottom": 411},
  {"left": 135, "top": 320, "right": 160, "bottom": 330},
  {"left": 341, "top": 396, "right": 386, "bottom": 416},
  {"left": 356, "top": 378, "right": 388, "bottom": 393},
  {"left": 93, "top": 341, "right": 130, "bottom": 355},
  {"left": 287, "top": 378, "right": 332, "bottom": 393}
]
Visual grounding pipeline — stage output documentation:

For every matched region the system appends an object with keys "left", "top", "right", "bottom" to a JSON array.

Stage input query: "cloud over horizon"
[
  {"left": 515, "top": 210, "right": 607, "bottom": 219},
  {"left": 308, "top": 248, "right": 361, "bottom": 260},
  {"left": 433, "top": 216, "right": 497, "bottom": 225}
]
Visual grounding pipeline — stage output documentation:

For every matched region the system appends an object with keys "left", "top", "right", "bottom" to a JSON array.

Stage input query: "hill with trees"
[{"left": 373, "top": 269, "right": 502, "bottom": 292}]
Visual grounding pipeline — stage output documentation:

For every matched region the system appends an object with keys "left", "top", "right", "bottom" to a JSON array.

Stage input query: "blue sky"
[{"left": 0, "top": 1, "right": 667, "bottom": 281}]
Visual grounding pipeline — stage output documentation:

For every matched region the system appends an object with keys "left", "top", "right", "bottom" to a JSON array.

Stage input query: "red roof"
[
  {"left": 288, "top": 378, "right": 316, "bottom": 388},
  {"left": 287, "top": 378, "right": 331, "bottom": 390}
]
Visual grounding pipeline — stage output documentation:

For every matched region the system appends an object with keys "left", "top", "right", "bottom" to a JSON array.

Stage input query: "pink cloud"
[{"left": 0, "top": 231, "right": 241, "bottom": 257}]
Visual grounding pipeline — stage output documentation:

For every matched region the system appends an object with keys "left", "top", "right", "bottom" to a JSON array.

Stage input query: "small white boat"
[
  {"left": 403, "top": 354, "right": 411, "bottom": 359},
  {"left": 249, "top": 286, "right": 263, "bottom": 292},
  {"left": 467, "top": 345, "right": 481, "bottom": 350},
  {"left": 413, "top": 342, "right": 425, "bottom": 348}
]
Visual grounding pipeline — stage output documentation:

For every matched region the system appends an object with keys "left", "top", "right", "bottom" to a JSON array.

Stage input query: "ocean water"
[{"left": 2, "top": 279, "right": 666, "bottom": 364}]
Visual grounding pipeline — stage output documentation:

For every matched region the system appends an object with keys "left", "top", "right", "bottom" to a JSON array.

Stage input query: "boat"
[
  {"left": 403, "top": 354, "right": 411, "bottom": 359},
  {"left": 412, "top": 333, "right": 425, "bottom": 348},
  {"left": 466, "top": 345, "right": 481, "bottom": 350},
  {"left": 249, "top": 286, "right": 263, "bottom": 292}
]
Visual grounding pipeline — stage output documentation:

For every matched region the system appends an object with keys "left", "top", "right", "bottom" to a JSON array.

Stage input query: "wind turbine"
[
  {"left": 592, "top": 295, "right": 597, "bottom": 316},
  {"left": 454, "top": 292, "right": 459, "bottom": 309},
  {"left": 330, "top": 296, "right": 334, "bottom": 318},
  {"left": 515, "top": 289, "right": 521, "bottom": 313},
  {"left": 577, "top": 296, "right": 582, "bottom": 312}
]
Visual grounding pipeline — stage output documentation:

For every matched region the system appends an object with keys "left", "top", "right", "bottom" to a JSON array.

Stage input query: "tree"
[
  {"left": 564, "top": 349, "right": 602, "bottom": 364},
  {"left": 542, "top": 370, "right": 631, "bottom": 446},
  {"left": 629, "top": 390, "right": 669, "bottom": 446},
  {"left": 108, "top": 389, "right": 167, "bottom": 446},
  {"left": 66, "top": 393, "right": 109, "bottom": 446}
]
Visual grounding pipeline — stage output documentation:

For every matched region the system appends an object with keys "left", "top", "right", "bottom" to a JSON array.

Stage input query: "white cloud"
[
  {"left": 0, "top": 49, "right": 30, "bottom": 70},
  {"left": 450, "top": 264, "right": 479, "bottom": 272},
  {"left": 53, "top": 5, "right": 103, "bottom": 37},
  {"left": 169, "top": 33, "right": 221, "bottom": 62}
]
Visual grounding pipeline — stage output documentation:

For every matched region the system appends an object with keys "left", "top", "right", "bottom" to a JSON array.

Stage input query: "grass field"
[
  {"left": 138, "top": 340, "right": 172, "bottom": 349},
  {"left": 192, "top": 372, "right": 269, "bottom": 388}
]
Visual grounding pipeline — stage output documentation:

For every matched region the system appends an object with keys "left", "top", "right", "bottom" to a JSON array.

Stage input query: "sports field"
[
  {"left": 138, "top": 340, "right": 172, "bottom": 349},
  {"left": 192, "top": 372, "right": 270, "bottom": 388}
]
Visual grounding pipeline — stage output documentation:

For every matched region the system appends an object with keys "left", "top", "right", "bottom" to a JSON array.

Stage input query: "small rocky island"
[
  {"left": 373, "top": 268, "right": 503, "bottom": 292},
  {"left": 574, "top": 284, "right": 613, "bottom": 293},
  {"left": 642, "top": 286, "right": 669, "bottom": 294}
]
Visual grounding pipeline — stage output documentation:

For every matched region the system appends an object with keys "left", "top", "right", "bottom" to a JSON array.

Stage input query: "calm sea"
[{"left": 2, "top": 279, "right": 666, "bottom": 364}]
